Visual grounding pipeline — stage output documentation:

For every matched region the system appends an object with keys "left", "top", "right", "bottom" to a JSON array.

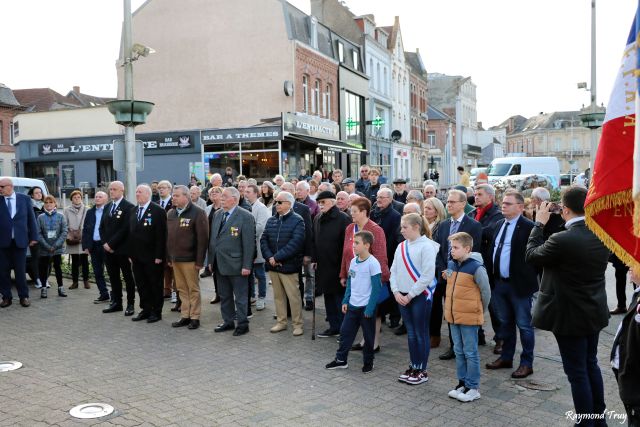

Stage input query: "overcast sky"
[{"left": 3, "top": 0, "right": 634, "bottom": 127}]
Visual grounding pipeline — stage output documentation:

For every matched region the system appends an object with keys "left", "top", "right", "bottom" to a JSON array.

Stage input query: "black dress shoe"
[
  {"left": 188, "top": 319, "right": 200, "bottom": 330},
  {"left": 210, "top": 296, "right": 220, "bottom": 304},
  {"left": 102, "top": 303, "right": 123, "bottom": 313},
  {"left": 610, "top": 306, "right": 627, "bottom": 315},
  {"left": 19, "top": 298, "right": 30, "bottom": 307},
  {"left": 131, "top": 312, "right": 150, "bottom": 321},
  {"left": 170, "top": 304, "right": 181, "bottom": 312},
  {"left": 0, "top": 298, "right": 12, "bottom": 308},
  {"left": 172, "top": 318, "right": 191, "bottom": 328},
  {"left": 233, "top": 326, "right": 249, "bottom": 336},
  {"left": 93, "top": 295, "right": 110, "bottom": 304},
  {"left": 394, "top": 324, "right": 407, "bottom": 336},
  {"left": 147, "top": 314, "right": 161, "bottom": 323},
  {"left": 478, "top": 331, "right": 487, "bottom": 346},
  {"left": 304, "top": 300, "right": 313, "bottom": 311},
  {"left": 214, "top": 323, "right": 235, "bottom": 333},
  {"left": 124, "top": 304, "right": 135, "bottom": 316},
  {"left": 389, "top": 319, "right": 400, "bottom": 329},
  {"left": 200, "top": 270, "right": 212, "bottom": 278},
  {"left": 439, "top": 348, "right": 455, "bottom": 360}
]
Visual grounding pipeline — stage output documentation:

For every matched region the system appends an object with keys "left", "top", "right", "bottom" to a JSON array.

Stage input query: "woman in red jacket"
[{"left": 340, "top": 197, "right": 389, "bottom": 351}]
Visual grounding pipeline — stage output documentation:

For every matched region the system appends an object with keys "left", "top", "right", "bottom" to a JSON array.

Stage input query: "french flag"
[{"left": 585, "top": 5, "right": 640, "bottom": 272}]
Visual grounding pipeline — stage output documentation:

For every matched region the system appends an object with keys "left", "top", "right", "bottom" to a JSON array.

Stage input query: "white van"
[
  {"left": 3, "top": 177, "right": 50, "bottom": 197},
  {"left": 485, "top": 157, "right": 560, "bottom": 185}
]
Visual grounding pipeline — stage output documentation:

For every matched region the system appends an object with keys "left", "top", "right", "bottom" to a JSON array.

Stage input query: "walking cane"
[{"left": 311, "top": 263, "right": 316, "bottom": 341}]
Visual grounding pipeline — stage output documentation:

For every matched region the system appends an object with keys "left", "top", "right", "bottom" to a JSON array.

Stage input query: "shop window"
[{"left": 345, "top": 91, "right": 363, "bottom": 145}]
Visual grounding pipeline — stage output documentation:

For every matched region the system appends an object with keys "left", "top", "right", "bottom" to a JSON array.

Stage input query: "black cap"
[
  {"left": 342, "top": 178, "right": 355, "bottom": 185},
  {"left": 315, "top": 190, "right": 336, "bottom": 201},
  {"left": 393, "top": 178, "right": 406, "bottom": 184}
]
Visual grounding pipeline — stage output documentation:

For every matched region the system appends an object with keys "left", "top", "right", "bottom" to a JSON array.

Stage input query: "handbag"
[
  {"left": 376, "top": 281, "right": 391, "bottom": 304},
  {"left": 66, "top": 207, "right": 86, "bottom": 245}
]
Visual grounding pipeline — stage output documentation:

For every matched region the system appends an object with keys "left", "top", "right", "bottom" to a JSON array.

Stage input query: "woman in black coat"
[{"left": 311, "top": 192, "right": 351, "bottom": 337}]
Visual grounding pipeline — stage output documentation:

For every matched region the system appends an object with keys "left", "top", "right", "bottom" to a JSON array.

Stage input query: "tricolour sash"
[{"left": 400, "top": 240, "right": 437, "bottom": 300}]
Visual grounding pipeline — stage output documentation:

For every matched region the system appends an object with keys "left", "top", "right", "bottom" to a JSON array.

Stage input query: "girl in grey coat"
[{"left": 37, "top": 196, "right": 68, "bottom": 298}]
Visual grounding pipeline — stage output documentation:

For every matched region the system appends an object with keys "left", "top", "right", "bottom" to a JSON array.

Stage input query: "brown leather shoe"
[
  {"left": 83, "top": 280, "right": 90, "bottom": 289},
  {"left": 69, "top": 281, "right": 79, "bottom": 290},
  {"left": 0, "top": 298, "right": 12, "bottom": 308},
  {"left": 485, "top": 358, "right": 513, "bottom": 370},
  {"left": 19, "top": 298, "right": 31, "bottom": 307},
  {"left": 511, "top": 365, "right": 534, "bottom": 378},
  {"left": 430, "top": 336, "right": 441, "bottom": 348},
  {"left": 493, "top": 340, "right": 504, "bottom": 355},
  {"left": 610, "top": 307, "right": 627, "bottom": 315}
]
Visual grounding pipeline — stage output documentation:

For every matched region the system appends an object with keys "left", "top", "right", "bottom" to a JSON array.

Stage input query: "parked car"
[
  {"left": 560, "top": 173, "right": 572, "bottom": 186},
  {"left": 486, "top": 157, "right": 560, "bottom": 186},
  {"left": 6, "top": 177, "right": 49, "bottom": 197}
]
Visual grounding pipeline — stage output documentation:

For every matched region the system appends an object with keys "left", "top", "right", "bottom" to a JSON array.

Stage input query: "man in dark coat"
[
  {"left": 485, "top": 190, "right": 538, "bottom": 379},
  {"left": 312, "top": 191, "right": 351, "bottom": 337},
  {"left": 364, "top": 168, "right": 382, "bottom": 207},
  {"left": 100, "top": 181, "right": 136, "bottom": 315},
  {"left": 82, "top": 191, "right": 110, "bottom": 303},
  {"left": 525, "top": 186, "right": 610, "bottom": 423},
  {"left": 468, "top": 183, "right": 504, "bottom": 350},
  {"left": 126, "top": 184, "right": 167, "bottom": 323},
  {"left": 355, "top": 165, "right": 370, "bottom": 194},
  {"left": 392, "top": 178, "right": 408, "bottom": 204},
  {"left": 433, "top": 188, "right": 483, "bottom": 358},
  {"left": 370, "top": 187, "right": 402, "bottom": 328}
]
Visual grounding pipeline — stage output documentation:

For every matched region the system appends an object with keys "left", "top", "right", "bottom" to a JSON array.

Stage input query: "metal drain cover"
[
  {"left": 514, "top": 380, "right": 557, "bottom": 391},
  {"left": 69, "top": 403, "right": 115, "bottom": 419},
  {"left": 0, "top": 361, "right": 22, "bottom": 372}
]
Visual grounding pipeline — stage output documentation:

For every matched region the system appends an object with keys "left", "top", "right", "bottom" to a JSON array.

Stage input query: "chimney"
[{"left": 73, "top": 86, "right": 80, "bottom": 94}]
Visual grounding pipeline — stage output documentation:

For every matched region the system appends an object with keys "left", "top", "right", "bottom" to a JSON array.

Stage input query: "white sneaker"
[
  {"left": 406, "top": 370, "right": 428, "bottom": 385},
  {"left": 398, "top": 368, "right": 413, "bottom": 383},
  {"left": 170, "top": 291, "right": 177, "bottom": 303},
  {"left": 35, "top": 279, "right": 43, "bottom": 289},
  {"left": 256, "top": 298, "right": 265, "bottom": 311},
  {"left": 457, "top": 388, "right": 481, "bottom": 402},
  {"left": 448, "top": 385, "right": 466, "bottom": 399},
  {"left": 46, "top": 281, "right": 51, "bottom": 289}
]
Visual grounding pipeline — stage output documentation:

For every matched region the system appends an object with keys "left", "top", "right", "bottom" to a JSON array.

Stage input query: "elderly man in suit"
[
  {"left": 157, "top": 180, "right": 176, "bottom": 302},
  {"left": 0, "top": 177, "right": 39, "bottom": 307},
  {"left": 100, "top": 181, "right": 136, "bottom": 315},
  {"left": 82, "top": 191, "right": 111, "bottom": 303},
  {"left": 526, "top": 186, "right": 610, "bottom": 422},
  {"left": 485, "top": 190, "right": 538, "bottom": 379},
  {"left": 127, "top": 184, "right": 167, "bottom": 324},
  {"left": 433, "top": 189, "right": 482, "bottom": 359},
  {"left": 209, "top": 187, "right": 256, "bottom": 336}
]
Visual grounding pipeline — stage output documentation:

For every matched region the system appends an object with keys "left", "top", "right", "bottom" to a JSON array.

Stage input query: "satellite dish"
[{"left": 391, "top": 130, "right": 402, "bottom": 141}]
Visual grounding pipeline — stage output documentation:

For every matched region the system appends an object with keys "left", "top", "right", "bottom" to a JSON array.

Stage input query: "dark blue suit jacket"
[
  {"left": 0, "top": 193, "right": 38, "bottom": 249},
  {"left": 434, "top": 214, "right": 483, "bottom": 281},
  {"left": 82, "top": 206, "right": 100, "bottom": 251}
]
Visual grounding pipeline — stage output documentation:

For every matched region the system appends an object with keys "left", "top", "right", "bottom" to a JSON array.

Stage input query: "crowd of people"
[{"left": 0, "top": 167, "right": 639, "bottom": 424}]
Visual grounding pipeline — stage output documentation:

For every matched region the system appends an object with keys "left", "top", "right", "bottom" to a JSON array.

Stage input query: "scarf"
[{"left": 475, "top": 203, "right": 494, "bottom": 222}]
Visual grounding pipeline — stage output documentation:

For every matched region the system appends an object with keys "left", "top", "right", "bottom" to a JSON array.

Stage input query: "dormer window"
[{"left": 337, "top": 41, "right": 344, "bottom": 62}]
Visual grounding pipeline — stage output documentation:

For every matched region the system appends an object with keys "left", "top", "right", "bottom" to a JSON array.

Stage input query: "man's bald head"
[
  {"left": 280, "top": 182, "right": 295, "bottom": 195},
  {"left": 0, "top": 177, "right": 13, "bottom": 196},
  {"left": 108, "top": 181, "right": 125, "bottom": 200}
]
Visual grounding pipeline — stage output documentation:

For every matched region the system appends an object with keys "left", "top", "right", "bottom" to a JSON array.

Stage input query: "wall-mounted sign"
[
  {"left": 39, "top": 135, "right": 192, "bottom": 156},
  {"left": 202, "top": 126, "right": 281, "bottom": 144},
  {"left": 283, "top": 112, "right": 339, "bottom": 140},
  {"left": 60, "top": 165, "right": 75, "bottom": 189}
]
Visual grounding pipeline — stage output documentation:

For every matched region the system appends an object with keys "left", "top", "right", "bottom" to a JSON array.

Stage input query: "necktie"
[
  {"left": 161, "top": 200, "right": 165, "bottom": 209},
  {"left": 111, "top": 203, "right": 117, "bottom": 216},
  {"left": 447, "top": 220, "right": 460, "bottom": 259},
  {"left": 493, "top": 222, "right": 510, "bottom": 279},
  {"left": 6, "top": 197, "right": 12, "bottom": 218},
  {"left": 218, "top": 211, "right": 229, "bottom": 235},
  {"left": 138, "top": 206, "right": 144, "bottom": 221}
]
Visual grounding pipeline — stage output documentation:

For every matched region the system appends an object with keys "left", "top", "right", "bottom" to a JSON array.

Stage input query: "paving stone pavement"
[{"left": 0, "top": 265, "right": 632, "bottom": 426}]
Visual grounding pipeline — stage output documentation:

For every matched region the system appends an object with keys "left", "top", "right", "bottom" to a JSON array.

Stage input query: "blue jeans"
[
  {"left": 336, "top": 306, "right": 376, "bottom": 365},
  {"left": 398, "top": 294, "right": 431, "bottom": 370},
  {"left": 89, "top": 241, "right": 109, "bottom": 298},
  {"left": 555, "top": 333, "right": 606, "bottom": 427},
  {"left": 254, "top": 263, "right": 266, "bottom": 298},
  {"left": 492, "top": 280, "right": 535, "bottom": 367},
  {"left": 451, "top": 324, "right": 481, "bottom": 389},
  {"left": 324, "top": 290, "right": 345, "bottom": 333}
]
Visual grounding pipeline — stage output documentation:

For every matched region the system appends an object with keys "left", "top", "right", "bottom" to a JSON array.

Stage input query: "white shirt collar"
[
  {"left": 504, "top": 214, "right": 521, "bottom": 225},
  {"left": 565, "top": 216, "right": 585, "bottom": 227},
  {"left": 112, "top": 197, "right": 123, "bottom": 206},
  {"left": 160, "top": 195, "right": 171, "bottom": 203},
  {"left": 138, "top": 201, "right": 151, "bottom": 212},
  {"left": 5, "top": 192, "right": 15, "bottom": 199},
  {"left": 452, "top": 212, "right": 465, "bottom": 223}
]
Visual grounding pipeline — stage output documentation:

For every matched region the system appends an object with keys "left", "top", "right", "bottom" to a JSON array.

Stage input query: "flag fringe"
[
  {"left": 635, "top": 192, "right": 640, "bottom": 237},
  {"left": 585, "top": 189, "right": 640, "bottom": 274}
]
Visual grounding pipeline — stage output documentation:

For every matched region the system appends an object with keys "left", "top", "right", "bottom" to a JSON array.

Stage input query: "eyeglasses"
[
  {"left": 501, "top": 202, "right": 523, "bottom": 206},
  {"left": 274, "top": 200, "right": 289, "bottom": 205},
  {"left": 446, "top": 200, "right": 464, "bottom": 204}
]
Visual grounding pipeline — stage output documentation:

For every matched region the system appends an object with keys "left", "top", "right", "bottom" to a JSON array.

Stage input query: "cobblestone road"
[{"left": 0, "top": 266, "right": 631, "bottom": 426}]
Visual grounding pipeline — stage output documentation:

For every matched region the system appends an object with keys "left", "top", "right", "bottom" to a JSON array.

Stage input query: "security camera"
[
  {"left": 132, "top": 43, "right": 155, "bottom": 58},
  {"left": 577, "top": 82, "right": 587, "bottom": 89}
]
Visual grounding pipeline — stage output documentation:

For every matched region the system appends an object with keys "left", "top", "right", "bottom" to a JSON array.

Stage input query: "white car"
[{"left": 3, "top": 177, "right": 49, "bottom": 196}]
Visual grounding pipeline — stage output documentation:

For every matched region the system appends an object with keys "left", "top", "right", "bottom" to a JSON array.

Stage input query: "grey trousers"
[{"left": 218, "top": 274, "right": 249, "bottom": 328}]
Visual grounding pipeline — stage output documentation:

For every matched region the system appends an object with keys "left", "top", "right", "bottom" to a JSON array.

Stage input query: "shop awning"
[{"left": 285, "top": 133, "right": 367, "bottom": 154}]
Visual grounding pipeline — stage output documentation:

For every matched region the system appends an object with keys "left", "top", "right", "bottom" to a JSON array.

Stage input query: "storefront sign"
[
  {"left": 201, "top": 126, "right": 281, "bottom": 143},
  {"left": 283, "top": 112, "right": 339, "bottom": 140},
  {"left": 39, "top": 135, "right": 193, "bottom": 156}
]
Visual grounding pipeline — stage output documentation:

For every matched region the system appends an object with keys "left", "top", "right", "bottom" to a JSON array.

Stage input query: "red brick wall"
[{"left": 295, "top": 44, "right": 339, "bottom": 122}]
